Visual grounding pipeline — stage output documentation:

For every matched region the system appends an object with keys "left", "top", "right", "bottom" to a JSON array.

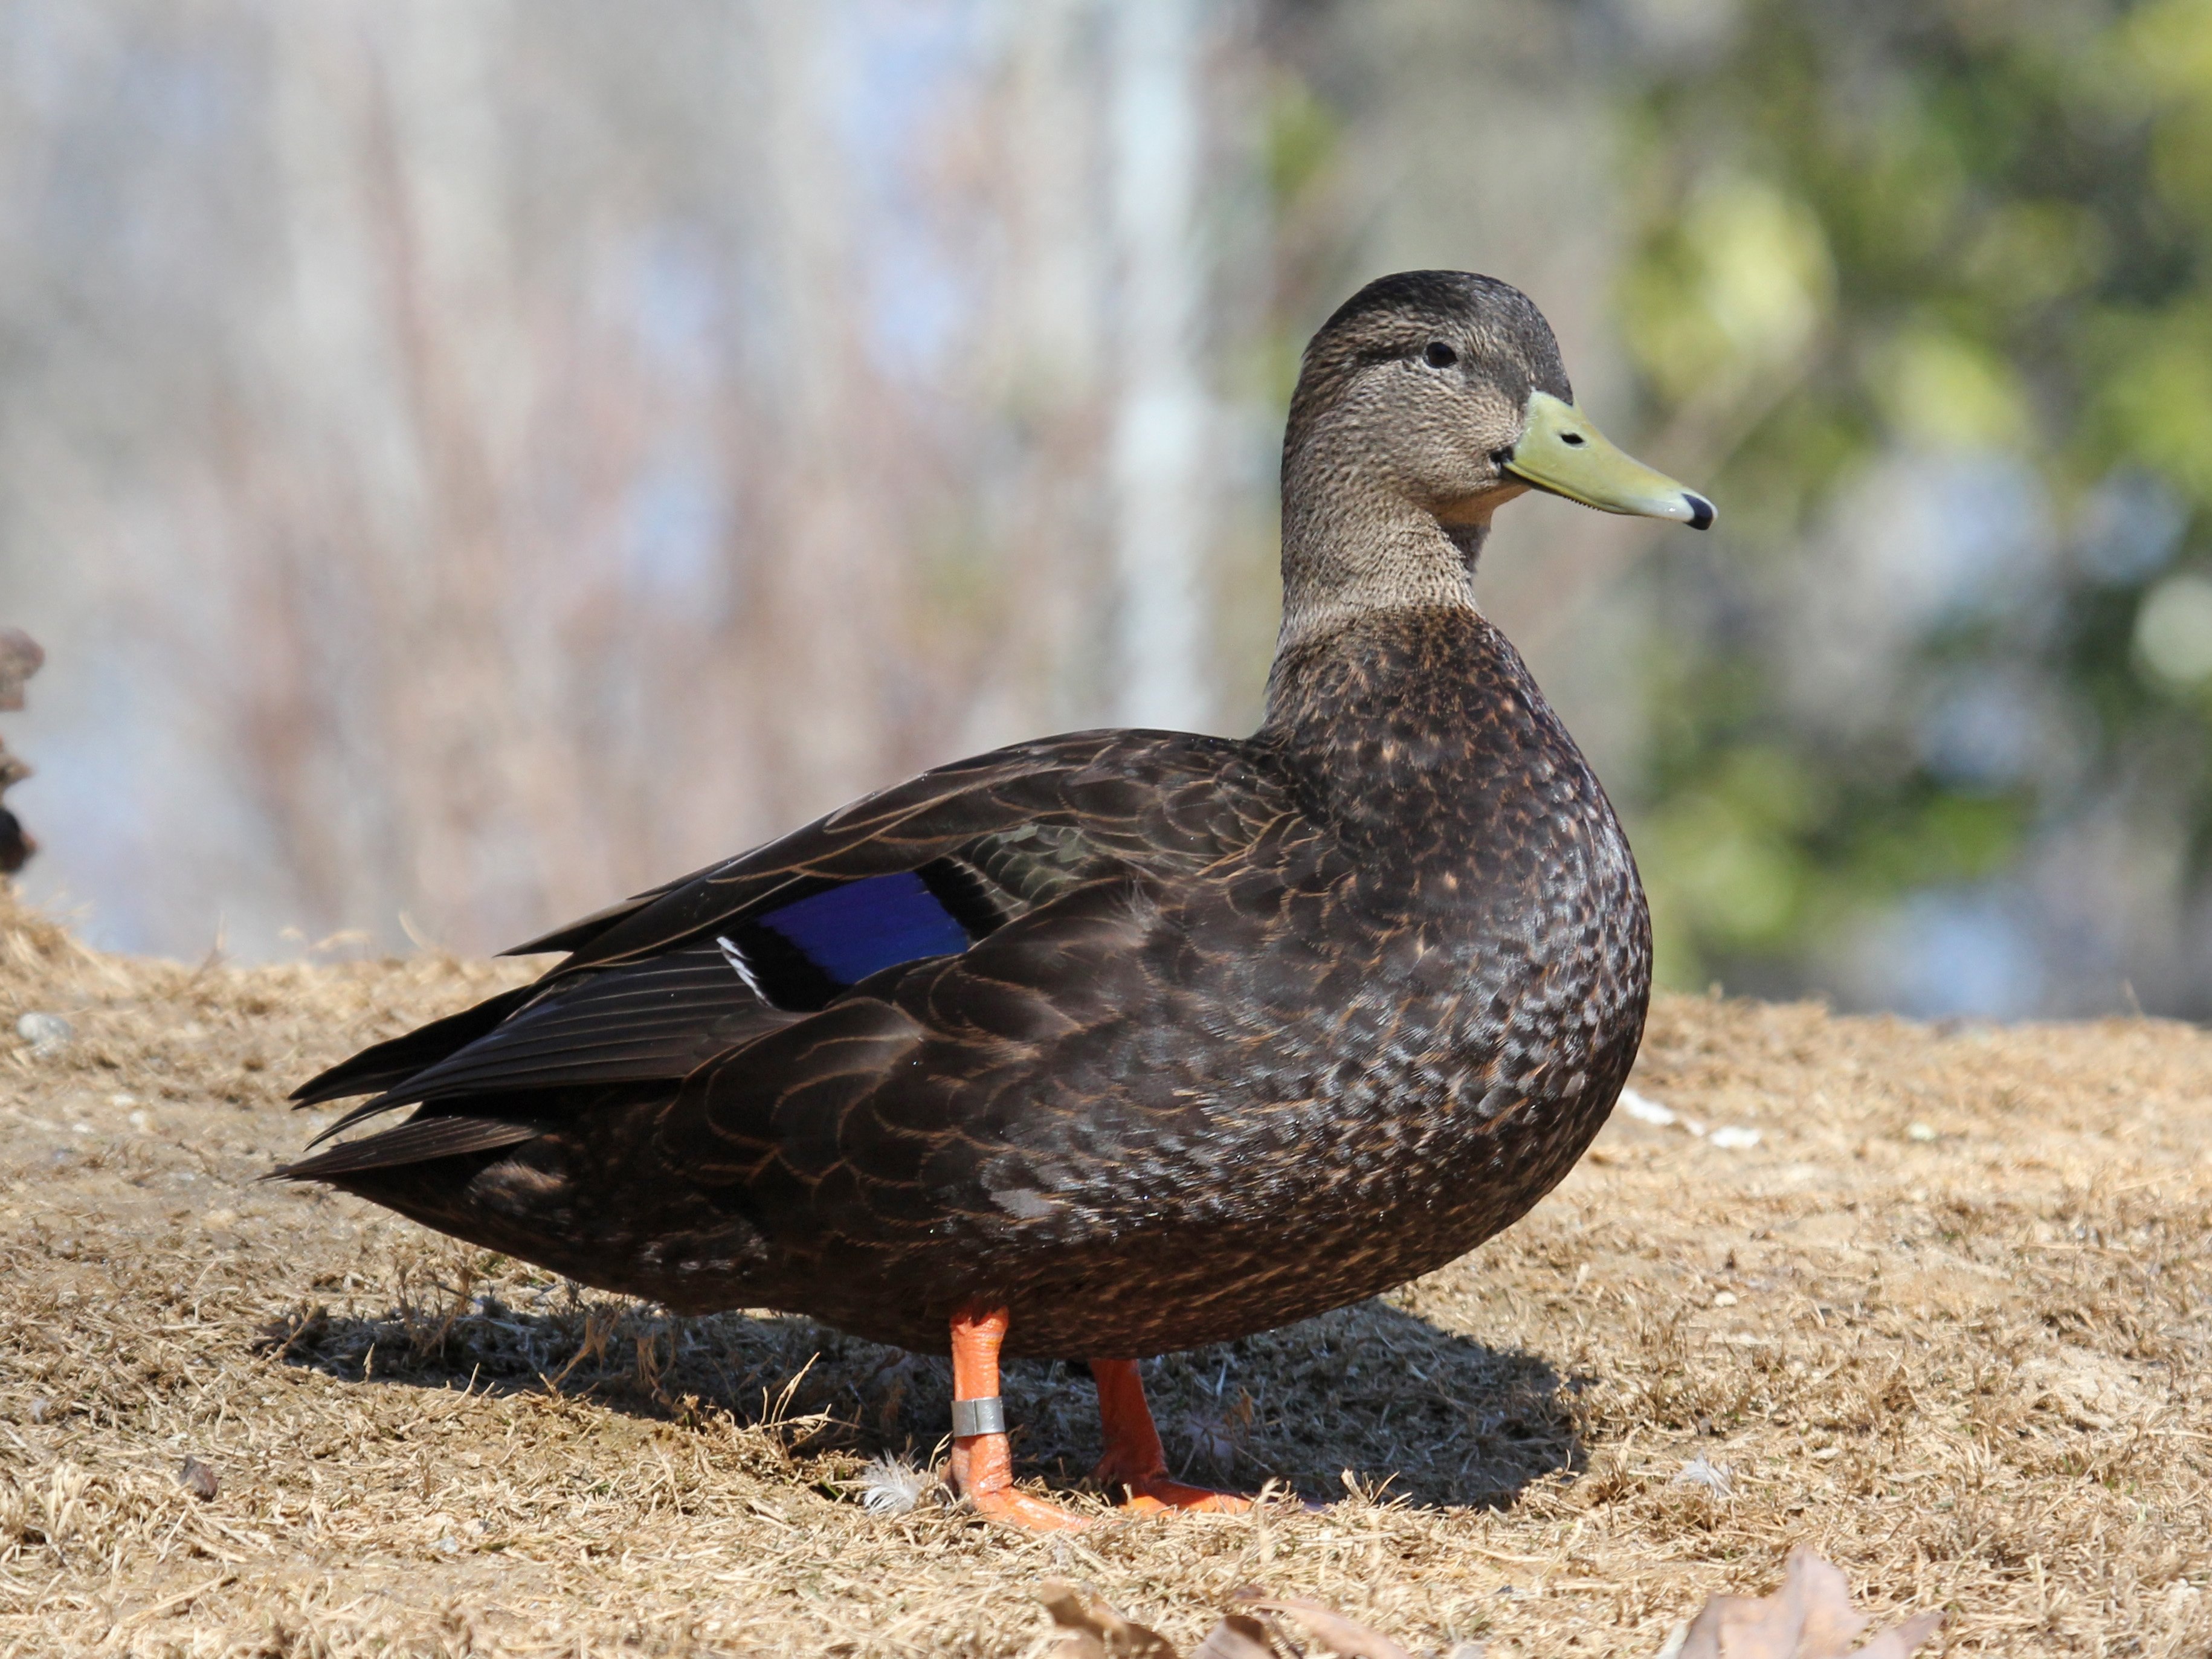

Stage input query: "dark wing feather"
[
  {"left": 300, "top": 860, "right": 1018, "bottom": 1133},
  {"left": 289, "top": 984, "right": 540, "bottom": 1106},
  {"left": 277, "top": 1112, "right": 550, "bottom": 1179},
  {"left": 534, "top": 733, "right": 1147, "bottom": 973},
  {"left": 501, "top": 884, "right": 685, "bottom": 958},
  {"left": 308, "top": 942, "right": 790, "bottom": 1136},
  {"left": 285, "top": 729, "right": 1295, "bottom": 1179}
]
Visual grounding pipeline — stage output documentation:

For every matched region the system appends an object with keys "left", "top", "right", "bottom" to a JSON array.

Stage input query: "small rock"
[
  {"left": 1907, "top": 1121, "right": 1940, "bottom": 1142},
  {"left": 1712, "top": 1290, "right": 1739, "bottom": 1307},
  {"left": 1617, "top": 1088, "right": 1676, "bottom": 1127},
  {"left": 16, "top": 1011, "right": 71, "bottom": 1055},
  {"left": 1708, "top": 1125, "right": 1761, "bottom": 1150},
  {"left": 179, "top": 1457, "right": 219, "bottom": 1501}
]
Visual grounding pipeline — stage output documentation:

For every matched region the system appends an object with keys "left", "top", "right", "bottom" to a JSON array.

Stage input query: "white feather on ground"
[
  {"left": 856, "top": 1454, "right": 937, "bottom": 1516},
  {"left": 1671, "top": 1455, "right": 1735, "bottom": 1498}
]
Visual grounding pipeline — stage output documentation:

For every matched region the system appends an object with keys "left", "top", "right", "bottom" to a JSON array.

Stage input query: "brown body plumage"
[{"left": 281, "top": 272, "right": 1711, "bottom": 1521}]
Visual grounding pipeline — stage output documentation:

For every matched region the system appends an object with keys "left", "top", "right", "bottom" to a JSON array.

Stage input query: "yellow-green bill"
[{"left": 1506, "top": 390, "right": 1715, "bottom": 529}]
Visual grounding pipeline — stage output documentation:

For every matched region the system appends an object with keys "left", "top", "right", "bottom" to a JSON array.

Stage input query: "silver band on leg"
[{"left": 950, "top": 1396, "right": 1006, "bottom": 1438}]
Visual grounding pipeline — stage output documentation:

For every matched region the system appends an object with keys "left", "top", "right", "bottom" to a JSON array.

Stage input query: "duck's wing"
[
  {"left": 280, "top": 729, "right": 1293, "bottom": 1178},
  {"left": 499, "top": 727, "right": 1268, "bottom": 972}
]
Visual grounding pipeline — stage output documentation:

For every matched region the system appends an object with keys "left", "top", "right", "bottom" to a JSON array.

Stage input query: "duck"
[{"left": 280, "top": 271, "right": 1713, "bottom": 1531}]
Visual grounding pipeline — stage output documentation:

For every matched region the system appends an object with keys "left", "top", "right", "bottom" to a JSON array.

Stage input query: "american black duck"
[{"left": 282, "top": 271, "right": 1713, "bottom": 1530}]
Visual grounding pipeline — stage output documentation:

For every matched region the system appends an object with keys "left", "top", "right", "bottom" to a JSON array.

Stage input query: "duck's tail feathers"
[{"left": 271, "top": 1110, "right": 549, "bottom": 1181}]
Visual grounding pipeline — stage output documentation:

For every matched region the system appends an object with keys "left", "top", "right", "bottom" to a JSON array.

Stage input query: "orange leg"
[
  {"left": 946, "top": 1306, "right": 1088, "bottom": 1532},
  {"left": 1089, "top": 1359, "right": 1253, "bottom": 1514}
]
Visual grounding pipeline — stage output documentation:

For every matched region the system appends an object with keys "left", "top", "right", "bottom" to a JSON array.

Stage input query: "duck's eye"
[
  {"left": 1422, "top": 341, "right": 1458, "bottom": 369},
  {"left": 1561, "top": 432, "right": 1586, "bottom": 446}
]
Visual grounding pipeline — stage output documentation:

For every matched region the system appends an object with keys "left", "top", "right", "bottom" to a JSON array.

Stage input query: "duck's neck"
[
  {"left": 1260, "top": 431, "right": 1589, "bottom": 863},
  {"left": 1273, "top": 417, "right": 1492, "bottom": 657}
]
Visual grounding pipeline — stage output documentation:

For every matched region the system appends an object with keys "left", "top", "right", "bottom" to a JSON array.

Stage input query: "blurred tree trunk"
[{"left": 1108, "top": 0, "right": 1213, "bottom": 731}]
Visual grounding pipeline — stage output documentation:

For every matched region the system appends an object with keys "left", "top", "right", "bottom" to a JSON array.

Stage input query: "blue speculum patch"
[{"left": 755, "top": 871, "right": 973, "bottom": 984}]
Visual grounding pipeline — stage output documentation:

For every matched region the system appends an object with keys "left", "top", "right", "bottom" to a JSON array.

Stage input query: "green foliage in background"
[{"left": 1617, "top": 0, "right": 2212, "bottom": 1008}]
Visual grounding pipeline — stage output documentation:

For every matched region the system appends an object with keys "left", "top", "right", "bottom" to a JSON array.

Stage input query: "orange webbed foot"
[
  {"left": 1089, "top": 1359, "right": 1257, "bottom": 1518},
  {"left": 961, "top": 1479, "right": 1091, "bottom": 1532},
  {"left": 1109, "top": 1474, "right": 1254, "bottom": 1515}
]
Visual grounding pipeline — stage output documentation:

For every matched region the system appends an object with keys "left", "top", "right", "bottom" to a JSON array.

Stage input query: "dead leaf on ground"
[
  {"left": 1660, "top": 1546, "right": 1944, "bottom": 1659},
  {"left": 1189, "top": 1613, "right": 1279, "bottom": 1659},
  {"left": 1041, "top": 1580, "right": 1178, "bottom": 1659},
  {"left": 1236, "top": 1590, "right": 1418, "bottom": 1659},
  {"left": 1040, "top": 1553, "right": 1938, "bottom": 1659},
  {"left": 1043, "top": 1583, "right": 1419, "bottom": 1659}
]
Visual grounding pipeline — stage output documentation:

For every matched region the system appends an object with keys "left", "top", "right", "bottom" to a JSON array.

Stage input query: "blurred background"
[{"left": 2, "top": 0, "right": 2210, "bottom": 1020}]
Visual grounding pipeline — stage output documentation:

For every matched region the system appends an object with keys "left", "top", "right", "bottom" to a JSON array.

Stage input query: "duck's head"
[{"left": 1279, "top": 271, "right": 1712, "bottom": 642}]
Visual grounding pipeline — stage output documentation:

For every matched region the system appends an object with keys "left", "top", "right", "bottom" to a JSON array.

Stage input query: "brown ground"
[{"left": 0, "top": 893, "right": 2207, "bottom": 1658}]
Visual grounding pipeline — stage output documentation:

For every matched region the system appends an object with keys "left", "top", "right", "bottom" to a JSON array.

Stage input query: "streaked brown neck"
[{"left": 1272, "top": 416, "right": 1490, "bottom": 659}]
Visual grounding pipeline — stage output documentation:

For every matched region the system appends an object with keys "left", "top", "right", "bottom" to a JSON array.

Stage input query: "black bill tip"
[{"left": 1684, "top": 492, "right": 1716, "bottom": 531}]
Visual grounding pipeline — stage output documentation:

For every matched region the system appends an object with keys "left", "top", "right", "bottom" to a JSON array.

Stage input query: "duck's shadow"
[{"left": 260, "top": 1289, "right": 1583, "bottom": 1511}]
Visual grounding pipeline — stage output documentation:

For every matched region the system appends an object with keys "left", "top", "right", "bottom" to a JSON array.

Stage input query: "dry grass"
[{"left": 0, "top": 891, "right": 2207, "bottom": 1656}]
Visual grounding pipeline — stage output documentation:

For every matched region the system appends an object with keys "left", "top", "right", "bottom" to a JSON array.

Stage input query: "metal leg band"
[{"left": 950, "top": 1395, "right": 1007, "bottom": 1438}]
